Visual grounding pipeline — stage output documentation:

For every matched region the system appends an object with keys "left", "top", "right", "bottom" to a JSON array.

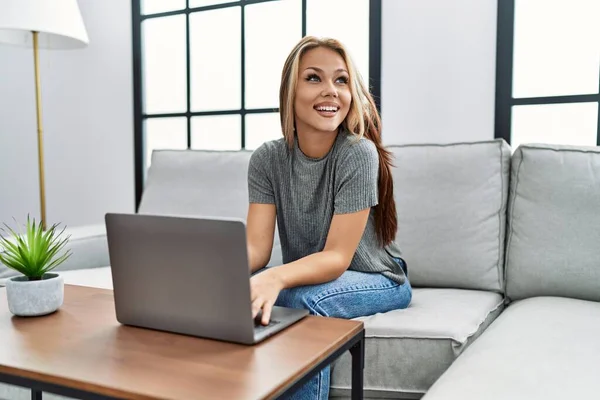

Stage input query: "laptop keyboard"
[{"left": 254, "top": 319, "right": 281, "bottom": 333}]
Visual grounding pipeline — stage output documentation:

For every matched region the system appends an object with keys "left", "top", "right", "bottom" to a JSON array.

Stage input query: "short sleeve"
[
  {"left": 334, "top": 139, "right": 379, "bottom": 214},
  {"left": 248, "top": 144, "right": 275, "bottom": 204}
]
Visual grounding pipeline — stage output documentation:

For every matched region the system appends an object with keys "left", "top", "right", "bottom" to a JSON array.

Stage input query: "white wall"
[
  {"left": 381, "top": 0, "right": 498, "bottom": 145},
  {"left": 0, "top": 0, "right": 134, "bottom": 229}
]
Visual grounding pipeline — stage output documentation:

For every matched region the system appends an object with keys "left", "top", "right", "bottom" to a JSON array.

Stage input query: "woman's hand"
[{"left": 250, "top": 268, "right": 284, "bottom": 325}]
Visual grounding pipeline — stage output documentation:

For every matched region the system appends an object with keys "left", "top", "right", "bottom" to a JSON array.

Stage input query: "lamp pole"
[{"left": 32, "top": 30, "right": 47, "bottom": 231}]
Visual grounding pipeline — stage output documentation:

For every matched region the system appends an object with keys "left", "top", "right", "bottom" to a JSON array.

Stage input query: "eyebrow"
[{"left": 305, "top": 66, "right": 349, "bottom": 74}]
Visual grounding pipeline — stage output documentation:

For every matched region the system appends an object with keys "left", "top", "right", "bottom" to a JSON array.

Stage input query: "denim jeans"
[{"left": 275, "top": 258, "right": 411, "bottom": 400}]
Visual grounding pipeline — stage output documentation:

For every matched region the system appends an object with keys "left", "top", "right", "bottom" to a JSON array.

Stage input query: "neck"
[{"left": 295, "top": 127, "right": 339, "bottom": 159}]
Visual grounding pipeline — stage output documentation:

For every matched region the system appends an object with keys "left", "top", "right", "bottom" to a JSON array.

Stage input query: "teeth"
[{"left": 316, "top": 106, "right": 337, "bottom": 112}]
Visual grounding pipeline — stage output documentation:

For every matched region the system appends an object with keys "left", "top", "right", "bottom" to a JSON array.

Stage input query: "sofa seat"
[
  {"left": 59, "top": 266, "right": 113, "bottom": 289},
  {"left": 0, "top": 266, "right": 113, "bottom": 289},
  {"left": 422, "top": 296, "right": 600, "bottom": 400},
  {"left": 330, "top": 288, "right": 504, "bottom": 399}
]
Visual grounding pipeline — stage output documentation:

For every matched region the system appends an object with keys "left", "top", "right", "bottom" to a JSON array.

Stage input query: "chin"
[{"left": 310, "top": 120, "right": 343, "bottom": 134}]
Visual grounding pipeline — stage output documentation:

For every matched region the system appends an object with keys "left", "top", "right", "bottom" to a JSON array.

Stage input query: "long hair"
[{"left": 279, "top": 36, "right": 398, "bottom": 246}]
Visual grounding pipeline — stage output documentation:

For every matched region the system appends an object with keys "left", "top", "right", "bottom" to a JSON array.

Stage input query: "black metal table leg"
[
  {"left": 31, "top": 389, "right": 42, "bottom": 400},
  {"left": 350, "top": 332, "right": 365, "bottom": 400}
]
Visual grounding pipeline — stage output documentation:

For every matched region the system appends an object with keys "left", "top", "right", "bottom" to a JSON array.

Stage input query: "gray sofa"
[{"left": 1, "top": 138, "right": 599, "bottom": 400}]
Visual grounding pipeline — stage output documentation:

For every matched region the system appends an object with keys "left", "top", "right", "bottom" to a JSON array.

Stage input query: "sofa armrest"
[
  {"left": 56, "top": 223, "right": 110, "bottom": 272},
  {"left": 0, "top": 223, "right": 109, "bottom": 281}
]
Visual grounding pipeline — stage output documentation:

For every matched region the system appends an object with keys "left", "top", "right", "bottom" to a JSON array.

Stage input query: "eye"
[
  {"left": 306, "top": 73, "right": 320, "bottom": 82},
  {"left": 336, "top": 76, "right": 349, "bottom": 84}
]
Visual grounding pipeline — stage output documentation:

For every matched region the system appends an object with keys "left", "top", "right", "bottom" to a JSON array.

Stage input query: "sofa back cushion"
[
  {"left": 138, "top": 150, "right": 282, "bottom": 266},
  {"left": 390, "top": 139, "right": 510, "bottom": 292},
  {"left": 505, "top": 144, "right": 600, "bottom": 302},
  {"left": 139, "top": 150, "right": 251, "bottom": 219}
]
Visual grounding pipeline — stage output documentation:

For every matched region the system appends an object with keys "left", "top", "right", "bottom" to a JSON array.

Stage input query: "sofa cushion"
[
  {"left": 139, "top": 149, "right": 282, "bottom": 266},
  {"left": 139, "top": 150, "right": 252, "bottom": 219},
  {"left": 1, "top": 266, "right": 113, "bottom": 289},
  {"left": 505, "top": 144, "right": 600, "bottom": 302},
  {"left": 59, "top": 266, "right": 112, "bottom": 289},
  {"left": 422, "top": 296, "right": 600, "bottom": 400},
  {"left": 330, "top": 288, "right": 504, "bottom": 399},
  {"left": 390, "top": 139, "right": 510, "bottom": 292}
]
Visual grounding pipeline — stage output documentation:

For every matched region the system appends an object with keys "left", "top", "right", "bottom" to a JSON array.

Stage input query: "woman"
[{"left": 246, "top": 36, "right": 411, "bottom": 399}]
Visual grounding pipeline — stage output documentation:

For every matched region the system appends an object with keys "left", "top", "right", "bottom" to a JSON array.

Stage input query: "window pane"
[
  {"left": 190, "top": 8, "right": 241, "bottom": 111},
  {"left": 191, "top": 115, "right": 242, "bottom": 150},
  {"left": 142, "top": 15, "right": 187, "bottom": 114},
  {"left": 189, "top": 0, "right": 237, "bottom": 7},
  {"left": 245, "top": 113, "right": 282, "bottom": 150},
  {"left": 144, "top": 118, "right": 188, "bottom": 170},
  {"left": 307, "top": 0, "right": 370, "bottom": 80},
  {"left": 245, "top": 0, "right": 302, "bottom": 109},
  {"left": 141, "top": 0, "right": 185, "bottom": 15},
  {"left": 511, "top": 102, "right": 598, "bottom": 149},
  {"left": 513, "top": 0, "right": 600, "bottom": 98}
]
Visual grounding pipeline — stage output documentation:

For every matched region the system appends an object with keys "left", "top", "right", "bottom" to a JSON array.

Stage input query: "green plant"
[{"left": 0, "top": 215, "right": 71, "bottom": 281}]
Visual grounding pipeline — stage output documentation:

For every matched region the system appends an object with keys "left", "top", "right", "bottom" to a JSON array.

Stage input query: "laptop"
[{"left": 104, "top": 212, "right": 309, "bottom": 345}]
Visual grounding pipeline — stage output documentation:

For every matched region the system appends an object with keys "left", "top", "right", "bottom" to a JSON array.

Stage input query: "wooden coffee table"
[{"left": 0, "top": 284, "right": 365, "bottom": 399}]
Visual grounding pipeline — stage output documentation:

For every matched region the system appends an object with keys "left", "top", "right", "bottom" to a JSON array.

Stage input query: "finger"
[
  {"left": 262, "top": 301, "right": 273, "bottom": 326},
  {"left": 251, "top": 298, "right": 263, "bottom": 319}
]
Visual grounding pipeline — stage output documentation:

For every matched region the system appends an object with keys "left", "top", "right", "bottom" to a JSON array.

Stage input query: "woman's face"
[{"left": 294, "top": 46, "right": 352, "bottom": 136}]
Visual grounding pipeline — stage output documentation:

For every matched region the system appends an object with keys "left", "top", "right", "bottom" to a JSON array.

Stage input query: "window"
[
  {"left": 495, "top": 0, "right": 600, "bottom": 149},
  {"left": 132, "top": 0, "right": 382, "bottom": 207}
]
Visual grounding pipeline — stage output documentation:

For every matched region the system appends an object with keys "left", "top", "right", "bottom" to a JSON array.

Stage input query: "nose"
[{"left": 321, "top": 80, "right": 338, "bottom": 98}]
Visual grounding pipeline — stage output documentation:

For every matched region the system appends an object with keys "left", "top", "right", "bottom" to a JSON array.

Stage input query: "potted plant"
[{"left": 0, "top": 216, "right": 71, "bottom": 317}]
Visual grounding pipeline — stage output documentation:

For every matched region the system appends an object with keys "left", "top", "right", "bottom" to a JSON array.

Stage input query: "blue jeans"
[{"left": 275, "top": 258, "right": 411, "bottom": 400}]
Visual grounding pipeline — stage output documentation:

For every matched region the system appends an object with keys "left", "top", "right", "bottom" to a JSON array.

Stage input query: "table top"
[{"left": 0, "top": 284, "right": 363, "bottom": 399}]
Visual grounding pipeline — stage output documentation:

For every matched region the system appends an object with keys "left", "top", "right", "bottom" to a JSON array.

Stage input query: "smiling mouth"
[{"left": 314, "top": 105, "right": 340, "bottom": 117}]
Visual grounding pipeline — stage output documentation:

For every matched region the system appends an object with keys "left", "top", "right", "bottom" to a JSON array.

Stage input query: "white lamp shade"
[{"left": 0, "top": 0, "right": 89, "bottom": 49}]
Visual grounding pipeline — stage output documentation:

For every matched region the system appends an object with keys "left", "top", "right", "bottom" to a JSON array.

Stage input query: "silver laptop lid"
[{"left": 105, "top": 212, "right": 255, "bottom": 343}]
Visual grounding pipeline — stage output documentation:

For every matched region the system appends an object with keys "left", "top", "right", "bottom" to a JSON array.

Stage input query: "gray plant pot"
[{"left": 5, "top": 273, "right": 64, "bottom": 317}]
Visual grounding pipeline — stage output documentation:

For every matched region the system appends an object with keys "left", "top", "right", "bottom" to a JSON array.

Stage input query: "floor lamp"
[{"left": 0, "top": 0, "right": 89, "bottom": 230}]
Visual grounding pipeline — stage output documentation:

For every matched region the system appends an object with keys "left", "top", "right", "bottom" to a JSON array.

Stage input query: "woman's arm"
[
  {"left": 269, "top": 208, "right": 370, "bottom": 287},
  {"left": 250, "top": 207, "right": 370, "bottom": 324},
  {"left": 246, "top": 203, "right": 276, "bottom": 273}
]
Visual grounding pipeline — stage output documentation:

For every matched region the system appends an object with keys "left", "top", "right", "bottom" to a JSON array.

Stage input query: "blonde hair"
[{"left": 278, "top": 36, "right": 399, "bottom": 246}]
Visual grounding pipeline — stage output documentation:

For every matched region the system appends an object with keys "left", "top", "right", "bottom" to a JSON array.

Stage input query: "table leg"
[
  {"left": 31, "top": 389, "right": 42, "bottom": 400},
  {"left": 350, "top": 335, "right": 364, "bottom": 400}
]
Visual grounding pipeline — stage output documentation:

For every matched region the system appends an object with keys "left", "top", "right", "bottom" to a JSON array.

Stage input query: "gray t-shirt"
[{"left": 248, "top": 130, "right": 406, "bottom": 284}]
